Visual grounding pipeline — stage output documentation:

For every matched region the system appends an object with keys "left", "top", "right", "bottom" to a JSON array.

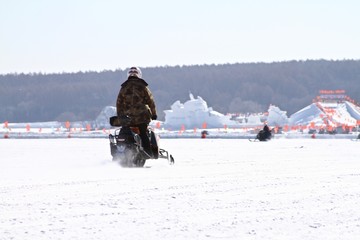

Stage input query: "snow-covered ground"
[{"left": 1, "top": 138, "right": 360, "bottom": 240}]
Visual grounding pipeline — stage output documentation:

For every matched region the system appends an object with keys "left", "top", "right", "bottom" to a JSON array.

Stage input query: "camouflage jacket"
[{"left": 116, "top": 77, "right": 157, "bottom": 125}]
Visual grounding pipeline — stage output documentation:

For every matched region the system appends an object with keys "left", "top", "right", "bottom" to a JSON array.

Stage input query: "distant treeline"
[{"left": 1, "top": 59, "right": 360, "bottom": 123}]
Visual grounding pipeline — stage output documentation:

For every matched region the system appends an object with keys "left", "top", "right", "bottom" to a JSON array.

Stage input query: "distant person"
[
  {"left": 201, "top": 130, "right": 209, "bottom": 139},
  {"left": 256, "top": 123, "right": 272, "bottom": 141},
  {"left": 116, "top": 67, "right": 157, "bottom": 157}
]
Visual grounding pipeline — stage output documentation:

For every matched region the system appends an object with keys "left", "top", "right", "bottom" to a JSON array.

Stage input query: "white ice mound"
[
  {"left": 164, "top": 93, "right": 239, "bottom": 129},
  {"left": 267, "top": 105, "right": 289, "bottom": 126},
  {"left": 95, "top": 106, "right": 116, "bottom": 128}
]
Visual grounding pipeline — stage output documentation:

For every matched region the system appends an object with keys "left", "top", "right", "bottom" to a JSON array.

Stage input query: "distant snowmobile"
[
  {"left": 108, "top": 116, "right": 174, "bottom": 167},
  {"left": 256, "top": 129, "right": 272, "bottom": 141},
  {"left": 250, "top": 124, "right": 272, "bottom": 142}
]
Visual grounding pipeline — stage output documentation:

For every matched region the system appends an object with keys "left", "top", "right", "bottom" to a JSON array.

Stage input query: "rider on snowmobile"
[
  {"left": 116, "top": 67, "right": 157, "bottom": 157},
  {"left": 257, "top": 123, "right": 272, "bottom": 141}
]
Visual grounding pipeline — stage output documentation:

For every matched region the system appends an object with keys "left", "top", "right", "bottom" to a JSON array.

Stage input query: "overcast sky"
[{"left": 1, "top": 0, "right": 359, "bottom": 74}]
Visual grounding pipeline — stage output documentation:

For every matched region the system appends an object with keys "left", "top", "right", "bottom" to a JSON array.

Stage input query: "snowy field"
[{"left": 1, "top": 138, "right": 360, "bottom": 240}]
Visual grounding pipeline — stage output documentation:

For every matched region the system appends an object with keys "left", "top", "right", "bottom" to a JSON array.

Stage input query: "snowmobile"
[
  {"left": 108, "top": 116, "right": 174, "bottom": 167},
  {"left": 250, "top": 125, "right": 273, "bottom": 142},
  {"left": 256, "top": 129, "right": 272, "bottom": 141}
]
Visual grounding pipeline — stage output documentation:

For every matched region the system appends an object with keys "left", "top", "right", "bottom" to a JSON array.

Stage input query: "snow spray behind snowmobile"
[{"left": 108, "top": 116, "right": 174, "bottom": 167}]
